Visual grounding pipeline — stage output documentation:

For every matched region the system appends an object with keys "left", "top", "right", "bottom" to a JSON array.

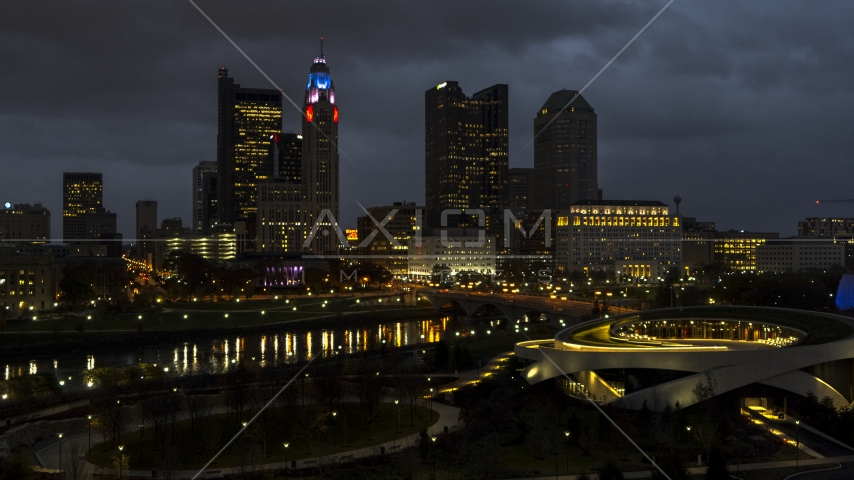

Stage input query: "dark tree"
[
  {"left": 59, "top": 264, "right": 96, "bottom": 309},
  {"left": 597, "top": 459, "right": 626, "bottom": 480},
  {"left": 433, "top": 340, "right": 450, "bottom": 371},
  {"left": 706, "top": 446, "right": 730, "bottom": 480}
]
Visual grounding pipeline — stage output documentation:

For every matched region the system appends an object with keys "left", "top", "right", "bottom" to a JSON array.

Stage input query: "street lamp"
[
  {"left": 283, "top": 442, "right": 290, "bottom": 478},
  {"left": 565, "top": 431, "right": 571, "bottom": 474},
  {"left": 58, "top": 433, "right": 63, "bottom": 477},
  {"left": 395, "top": 400, "right": 400, "bottom": 440},
  {"left": 118, "top": 445, "right": 124, "bottom": 479},
  {"left": 795, "top": 420, "right": 800, "bottom": 466},
  {"left": 332, "top": 411, "right": 338, "bottom": 456},
  {"left": 431, "top": 436, "right": 438, "bottom": 480},
  {"left": 87, "top": 416, "right": 92, "bottom": 452}
]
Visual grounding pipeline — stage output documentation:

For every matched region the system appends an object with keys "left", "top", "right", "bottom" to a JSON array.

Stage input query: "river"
[{"left": 3, "top": 316, "right": 452, "bottom": 393}]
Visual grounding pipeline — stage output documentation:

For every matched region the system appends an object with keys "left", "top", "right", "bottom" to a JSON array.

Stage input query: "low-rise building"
[
  {"left": 756, "top": 240, "right": 845, "bottom": 273},
  {"left": 798, "top": 218, "right": 854, "bottom": 237},
  {"left": 0, "top": 203, "right": 50, "bottom": 244},
  {"left": 714, "top": 230, "right": 779, "bottom": 271},
  {"left": 153, "top": 219, "right": 237, "bottom": 272},
  {"left": 357, "top": 202, "right": 424, "bottom": 277},
  {"left": 407, "top": 229, "right": 496, "bottom": 282},
  {"left": 556, "top": 200, "right": 682, "bottom": 280},
  {"left": 0, "top": 247, "right": 60, "bottom": 314}
]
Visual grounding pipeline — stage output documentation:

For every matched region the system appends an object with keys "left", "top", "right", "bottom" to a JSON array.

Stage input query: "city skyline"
[{"left": 3, "top": 1, "right": 854, "bottom": 240}]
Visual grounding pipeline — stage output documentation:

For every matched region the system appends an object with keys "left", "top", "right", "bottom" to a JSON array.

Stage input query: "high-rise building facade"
[
  {"left": 217, "top": 68, "right": 283, "bottom": 246},
  {"left": 508, "top": 167, "right": 532, "bottom": 216},
  {"left": 269, "top": 133, "right": 303, "bottom": 183},
  {"left": 192, "top": 161, "right": 218, "bottom": 235},
  {"left": 136, "top": 200, "right": 157, "bottom": 259},
  {"left": 62, "top": 172, "right": 103, "bottom": 240},
  {"left": 257, "top": 45, "right": 340, "bottom": 255},
  {"left": 0, "top": 203, "right": 50, "bottom": 244},
  {"left": 425, "top": 81, "right": 509, "bottom": 235},
  {"left": 532, "top": 90, "right": 598, "bottom": 211}
]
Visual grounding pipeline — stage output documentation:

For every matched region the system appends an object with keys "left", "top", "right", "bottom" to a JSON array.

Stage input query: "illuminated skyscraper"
[
  {"left": 425, "top": 82, "right": 508, "bottom": 235},
  {"left": 217, "top": 68, "right": 283, "bottom": 248},
  {"left": 532, "top": 90, "right": 598, "bottom": 210},
  {"left": 62, "top": 172, "right": 103, "bottom": 240},
  {"left": 258, "top": 42, "right": 340, "bottom": 254}
]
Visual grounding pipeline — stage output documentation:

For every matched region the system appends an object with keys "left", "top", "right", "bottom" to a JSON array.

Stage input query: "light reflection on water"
[{"left": 4, "top": 317, "right": 450, "bottom": 389}]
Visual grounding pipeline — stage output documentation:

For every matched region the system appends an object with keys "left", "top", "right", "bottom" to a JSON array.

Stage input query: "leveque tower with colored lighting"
[
  {"left": 302, "top": 41, "right": 340, "bottom": 254},
  {"left": 257, "top": 42, "right": 340, "bottom": 255}
]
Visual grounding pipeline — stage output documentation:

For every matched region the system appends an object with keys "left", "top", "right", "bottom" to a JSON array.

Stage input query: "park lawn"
[
  {"left": 496, "top": 443, "right": 646, "bottom": 477},
  {"left": 439, "top": 331, "right": 552, "bottom": 369},
  {"left": 1, "top": 302, "right": 432, "bottom": 333},
  {"left": 729, "top": 464, "right": 838, "bottom": 480},
  {"left": 86, "top": 402, "right": 439, "bottom": 470}
]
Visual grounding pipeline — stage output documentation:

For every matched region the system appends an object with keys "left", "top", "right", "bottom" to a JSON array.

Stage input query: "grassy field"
[
  {"left": 0, "top": 302, "right": 441, "bottom": 360},
  {"left": 1, "top": 300, "right": 432, "bottom": 334},
  {"left": 86, "top": 402, "right": 438, "bottom": 470},
  {"left": 729, "top": 463, "right": 839, "bottom": 479}
]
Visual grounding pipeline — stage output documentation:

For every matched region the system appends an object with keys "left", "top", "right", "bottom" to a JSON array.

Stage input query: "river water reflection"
[{"left": 3, "top": 316, "right": 451, "bottom": 392}]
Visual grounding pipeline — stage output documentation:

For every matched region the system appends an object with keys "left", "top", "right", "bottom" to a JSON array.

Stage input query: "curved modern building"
[{"left": 515, "top": 306, "right": 854, "bottom": 411}]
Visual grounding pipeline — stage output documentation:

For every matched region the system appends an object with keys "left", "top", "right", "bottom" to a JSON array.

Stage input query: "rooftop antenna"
[{"left": 320, "top": 37, "right": 324, "bottom": 57}]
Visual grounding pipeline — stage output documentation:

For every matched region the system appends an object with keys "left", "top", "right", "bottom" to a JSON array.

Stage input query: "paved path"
[
  {"left": 512, "top": 455, "right": 854, "bottom": 479},
  {"left": 2, "top": 398, "right": 91, "bottom": 427},
  {"left": 34, "top": 399, "right": 460, "bottom": 479},
  {"left": 436, "top": 351, "right": 514, "bottom": 394}
]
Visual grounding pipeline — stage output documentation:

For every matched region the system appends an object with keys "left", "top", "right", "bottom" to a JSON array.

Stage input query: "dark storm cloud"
[{"left": 1, "top": 0, "right": 853, "bottom": 238}]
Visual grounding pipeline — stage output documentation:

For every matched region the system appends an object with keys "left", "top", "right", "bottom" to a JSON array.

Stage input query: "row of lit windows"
[
  {"left": 571, "top": 216, "right": 679, "bottom": 227},
  {"left": 569, "top": 207, "right": 668, "bottom": 216}
]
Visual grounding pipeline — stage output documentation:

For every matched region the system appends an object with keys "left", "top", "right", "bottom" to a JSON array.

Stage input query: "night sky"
[{"left": 2, "top": 1, "right": 853, "bottom": 240}]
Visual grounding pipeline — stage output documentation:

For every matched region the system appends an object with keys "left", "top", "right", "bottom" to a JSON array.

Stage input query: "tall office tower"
[
  {"left": 257, "top": 43, "right": 340, "bottom": 254},
  {"left": 268, "top": 133, "right": 302, "bottom": 182},
  {"left": 531, "top": 90, "right": 598, "bottom": 211},
  {"left": 192, "top": 161, "right": 218, "bottom": 235},
  {"left": 217, "top": 67, "right": 283, "bottom": 249},
  {"left": 136, "top": 200, "right": 157, "bottom": 259},
  {"left": 425, "top": 81, "right": 509, "bottom": 235},
  {"left": 63, "top": 172, "right": 103, "bottom": 240},
  {"left": 0, "top": 203, "right": 50, "bottom": 244}
]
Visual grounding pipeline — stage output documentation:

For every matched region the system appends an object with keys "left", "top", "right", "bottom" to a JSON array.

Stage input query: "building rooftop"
[
  {"left": 571, "top": 199, "right": 667, "bottom": 207},
  {"left": 540, "top": 89, "right": 593, "bottom": 112}
]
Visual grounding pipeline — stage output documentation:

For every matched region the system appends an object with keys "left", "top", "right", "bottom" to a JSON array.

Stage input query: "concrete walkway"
[
  {"left": 512, "top": 455, "right": 854, "bottom": 480},
  {"left": 437, "top": 351, "right": 514, "bottom": 394},
  {"left": 2, "top": 398, "right": 90, "bottom": 427},
  {"left": 34, "top": 399, "right": 460, "bottom": 479}
]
